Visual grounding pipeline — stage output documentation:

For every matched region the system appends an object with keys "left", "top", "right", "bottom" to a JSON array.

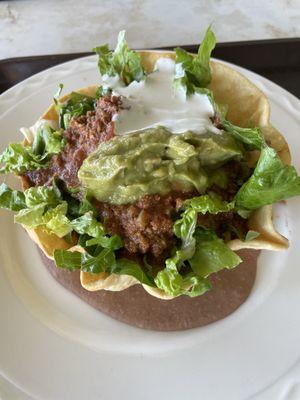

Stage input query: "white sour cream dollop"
[{"left": 103, "top": 58, "right": 219, "bottom": 135}]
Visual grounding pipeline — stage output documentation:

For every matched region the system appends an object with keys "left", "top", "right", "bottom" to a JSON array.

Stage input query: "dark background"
[{"left": 0, "top": 38, "right": 299, "bottom": 97}]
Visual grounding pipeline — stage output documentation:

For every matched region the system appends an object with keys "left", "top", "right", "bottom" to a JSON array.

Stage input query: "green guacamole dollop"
[{"left": 78, "top": 127, "right": 242, "bottom": 205}]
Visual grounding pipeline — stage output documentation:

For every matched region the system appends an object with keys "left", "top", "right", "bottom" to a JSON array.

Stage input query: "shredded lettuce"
[
  {"left": 172, "top": 194, "right": 235, "bottom": 261},
  {"left": 94, "top": 30, "right": 145, "bottom": 86},
  {"left": 236, "top": 146, "right": 300, "bottom": 210},
  {"left": 0, "top": 184, "right": 92, "bottom": 238},
  {"left": 189, "top": 229, "right": 241, "bottom": 277},
  {"left": 55, "top": 195, "right": 240, "bottom": 297},
  {"left": 0, "top": 123, "right": 65, "bottom": 175},
  {"left": 155, "top": 228, "right": 241, "bottom": 297},
  {"left": 55, "top": 90, "right": 95, "bottom": 130},
  {"left": 85, "top": 234, "right": 122, "bottom": 249},
  {"left": 174, "top": 26, "right": 216, "bottom": 94},
  {"left": 221, "top": 119, "right": 264, "bottom": 150},
  {"left": 1, "top": 183, "right": 131, "bottom": 275},
  {"left": 24, "top": 185, "right": 61, "bottom": 208},
  {"left": 54, "top": 249, "right": 155, "bottom": 286},
  {"left": 53, "top": 211, "right": 155, "bottom": 284},
  {"left": 0, "top": 184, "right": 65, "bottom": 231},
  {"left": 154, "top": 252, "right": 211, "bottom": 297},
  {"left": 70, "top": 212, "right": 105, "bottom": 238},
  {"left": 181, "top": 194, "right": 235, "bottom": 214},
  {"left": 42, "top": 203, "right": 72, "bottom": 237},
  {"left": 61, "top": 189, "right": 97, "bottom": 218},
  {"left": 14, "top": 201, "right": 71, "bottom": 237},
  {"left": 112, "top": 258, "right": 154, "bottom": 286},
  {"left": 53, "top": 249, "right": 82, "bottom": 271},
  {"left": 34, "top": 124, "right": 65, "bottom": 155},
  {"left": 0, "top": 183, "right": 26, "bottom": 211},
  {"left": 203, "top": 87, "right": 265, "bottom": 150},
  {"left": 14, "top": 203, "right": 46, "bottom": 228},
  {"left": 11, "top": 186, "right": 68, "bottom": 236},
  {"left": 80, "top": 248, "right": 116, "bottom": 274},
  {"left": 0, "top": 183, "right": 121, "bottom": 247},
  {"left": 179, "top": 194, "right": 233, "bottom": 239},
  {"left": 155, "top": 194, "right": 236, "bottom": 297},
  {"left": 0, "top": 143, "right": 47, "bottom": 174}
]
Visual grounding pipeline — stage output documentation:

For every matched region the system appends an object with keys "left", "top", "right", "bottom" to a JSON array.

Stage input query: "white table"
[{"left": 0, "top": 0, "right": 299, "bottom": 60}]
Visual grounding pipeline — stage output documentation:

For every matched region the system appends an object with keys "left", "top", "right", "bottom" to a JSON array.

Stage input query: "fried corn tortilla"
[{"left": 21, "top": 51, "right": 289, "bottom": 300}]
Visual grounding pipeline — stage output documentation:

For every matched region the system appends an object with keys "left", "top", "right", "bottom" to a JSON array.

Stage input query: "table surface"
[{"left": 0, "top": 0, "right": 299, "bottom": 60}]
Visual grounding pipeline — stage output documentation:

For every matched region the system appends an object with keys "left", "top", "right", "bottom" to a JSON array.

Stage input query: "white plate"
[{"left": 0, "top": 55, "right": 300, "bottom": 400}]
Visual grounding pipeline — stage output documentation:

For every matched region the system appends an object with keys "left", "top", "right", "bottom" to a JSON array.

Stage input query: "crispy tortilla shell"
[{"left": 21, "top": 51, "right": 289, "bottom": 300}]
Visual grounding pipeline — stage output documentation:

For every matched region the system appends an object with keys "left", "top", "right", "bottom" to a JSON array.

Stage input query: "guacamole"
[{"left": 78, "top": 127, "right": 242, "bottom": 204}]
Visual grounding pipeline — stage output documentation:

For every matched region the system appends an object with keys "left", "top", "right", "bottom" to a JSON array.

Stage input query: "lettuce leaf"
[
  {"left": 155, "top": 194, "right": 235, "bottom": 297},
  {"left": 0, "top": 184, "right": 66, "bottom": 236},
  {"left": 0, "top": 183, "right": 114, "bottom": 241},
  {"left": 11, "top": 186, "right": 69, "bottom": 237},
  {"left": 70, "top": 212, "right": 105, "bottom": 238},
  {"left": 0, "top": 183, "right": 26, "bottom": 211},
  {"left": 57, "top": 91, "right": 95, "bottom": 130},
  {"left": 0, "top": 143, "right": 48, "bottom": 174},
  {"left": 85, "top": 234, "right": 122, "bottom": 250},
  {"left": 112, "top": 258, "right": 155, "bottom": 286},
  {"left": 54, "top": 249, "right": 82, "bottom": 271},
  {"left": 14, "top": 203, "right": 46, "bottom": 228},
  {"left": 174, "top": 26, "right": 216, "bottom": 94},
  {"left": 33, "top": 125, "right": 66, "bottom": 155},
  {"left": 14, "top": 201, "right": 71, "bottom": 237},
  {"left": 173, "top": 194, "right": 235, "bottom": 258},
  {"left": 221, "top": 119, "right": 264, "bottom": 150},
  {"left": 155, "top": 227, "right": 241, "bottom": 297},
  {"left": 24, "top": 186, "right": 61, "bottom": 208},
  {"left": 202, "top": 87, "right": 264, "bottom": 150},
  {"left": 154, "top": 253, "right": 211, "bottom": 297},
  {"left": 0, "top": 123, "right": 65, "bottom": 175},
  {"left": 173, "top": 208, "right": 197, "bottom": 260},
  {"left": 189, "top": 229, "right": 241, "bottom": 277},
  {"left": 54, "top": 249, "right": 155, "bottom": 286},
  {"left": 94, "top": 30, "right": 145, "bottom": 85},
  {"left": 181, "top": 193, "right": 235, "bottom": 214},
  {"left": 80, "top": 248, "right": 116, "bottom": 274},
  {"left": 55, "top": 185, "right": 97, "bottom": 218},
  {"left": 236, "top": 146, "right": 300, "bottom": 209},
  {"left": 42, "top": 203, "right": 72, "bottom": 237}
]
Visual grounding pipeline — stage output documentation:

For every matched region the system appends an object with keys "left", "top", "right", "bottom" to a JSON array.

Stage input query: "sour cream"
[{"left": 104, "top": 58, "right": 219, "bottom": 135}]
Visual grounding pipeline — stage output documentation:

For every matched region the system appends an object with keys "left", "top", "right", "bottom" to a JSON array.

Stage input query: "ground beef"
[
  {"left": 94, "top": 191, "right": 248, "bottom": 260},
  {"left": 24, "top": 95, "right": 120, "bottom": 188},
  {"left": 94, "top": 191, "right": 195, "bottom": 259}
]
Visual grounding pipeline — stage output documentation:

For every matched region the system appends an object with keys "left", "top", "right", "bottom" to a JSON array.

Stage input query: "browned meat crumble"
[
  {"left": 94, "top": 191, "right": 194, "bottom": 258},
  {"left": 24, "top": 95, "right": 120, "bottom": 188}
]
